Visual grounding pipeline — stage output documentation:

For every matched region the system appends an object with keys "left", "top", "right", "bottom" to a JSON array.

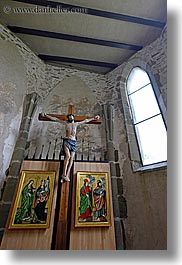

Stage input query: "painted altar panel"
[
  {"left": 0, "top": 161, "right": 60, "bottom": 250},
  {"left": 69, "top": 162, "right": 116, "bottom": 250}
]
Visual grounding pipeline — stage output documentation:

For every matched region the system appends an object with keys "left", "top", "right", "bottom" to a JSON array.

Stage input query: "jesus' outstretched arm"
[
  {"left": 40, "top": 112, "right": 66, "bottom": 124},
  {"left": 77, "top": 115, "right": 100, "bottom": 125}
]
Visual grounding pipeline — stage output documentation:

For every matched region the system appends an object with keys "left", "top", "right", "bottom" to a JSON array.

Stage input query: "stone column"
[
  {"left": 103, "top": 103, "right": 126, "bottom": 250},
  {"left": 0, "top": 92, "right": 40, "bottom": 242}
]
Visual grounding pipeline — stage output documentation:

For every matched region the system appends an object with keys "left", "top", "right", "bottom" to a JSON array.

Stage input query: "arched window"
[{"left": 126, "top": 67, "right": 167, "bottom": 166}]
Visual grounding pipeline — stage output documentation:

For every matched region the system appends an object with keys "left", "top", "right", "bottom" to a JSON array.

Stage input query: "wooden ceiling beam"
[
  {"left": 38, "top": 54, "right": 118, "bottom": 69},
  {"left": 8, "top": 26, "right": 142, "bottom": 51}
]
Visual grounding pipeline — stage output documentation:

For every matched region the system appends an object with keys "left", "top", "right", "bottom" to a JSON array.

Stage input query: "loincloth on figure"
[{"left": 63, "top": 138, "right": 77, "bottom": 153}]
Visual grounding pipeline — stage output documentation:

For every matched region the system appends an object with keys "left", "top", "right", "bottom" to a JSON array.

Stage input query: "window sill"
[{"left": 132, "top": 161, "right": 167, "bottom": 172}]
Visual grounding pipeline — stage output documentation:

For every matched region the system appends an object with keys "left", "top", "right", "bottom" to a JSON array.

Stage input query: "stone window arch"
[{"left": 120, "top": 59, "right": 167, "bottom": 171}]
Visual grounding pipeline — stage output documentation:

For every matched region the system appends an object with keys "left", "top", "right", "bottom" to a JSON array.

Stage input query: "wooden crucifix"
[
  {"left": 39, "top": 105, "right": 101, "bottom": 183},
  {"left": 38, "top": 104, "right": 101, "bottom": 124}
]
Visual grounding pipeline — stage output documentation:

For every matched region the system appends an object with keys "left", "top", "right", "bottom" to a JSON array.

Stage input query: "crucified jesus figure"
[{"left": 40, "top": 113, "right": 100, "bottom": 183}]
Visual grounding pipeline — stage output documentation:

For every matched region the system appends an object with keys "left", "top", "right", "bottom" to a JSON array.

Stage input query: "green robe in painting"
[{"left": 14, "top": 183, "right": 35, "bottom": 223}]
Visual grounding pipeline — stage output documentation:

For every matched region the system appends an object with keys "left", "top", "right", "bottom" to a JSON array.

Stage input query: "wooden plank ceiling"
[{"left": 0, "top": 0, "right": 167, "bottom": 74}]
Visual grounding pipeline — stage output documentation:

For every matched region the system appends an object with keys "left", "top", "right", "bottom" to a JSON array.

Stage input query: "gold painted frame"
[
  {"left": 75, "top": 171, "right": 111, "bottom": 227},
  {"left": 8, "top": 170, "right": 56, "bottom": 229}
]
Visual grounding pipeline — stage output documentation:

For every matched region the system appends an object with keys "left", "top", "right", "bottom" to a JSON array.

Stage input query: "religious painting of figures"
[
  {"left": 8, "top": 170, "right": 56, "bottom": 229},
  {"left": 75, "top": 171, "right": 111, "bottom": 227}
]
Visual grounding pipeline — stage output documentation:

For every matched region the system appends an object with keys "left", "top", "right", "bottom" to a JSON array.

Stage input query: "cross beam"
[{"left": 38, "top": 105, "right": 102, "bottom": 124}]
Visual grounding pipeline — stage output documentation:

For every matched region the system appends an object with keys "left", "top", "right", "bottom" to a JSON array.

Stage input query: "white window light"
[{"left": 126, "top": 67, "right": 167, "bottom": 166}]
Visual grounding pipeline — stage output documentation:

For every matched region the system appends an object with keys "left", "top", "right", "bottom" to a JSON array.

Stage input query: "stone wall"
[
  {"left": 0, "top": 24, "right": 46, "bottom": 196},
  {"left": 105, "top": 26, "right": 167, "bottom": 249}
]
